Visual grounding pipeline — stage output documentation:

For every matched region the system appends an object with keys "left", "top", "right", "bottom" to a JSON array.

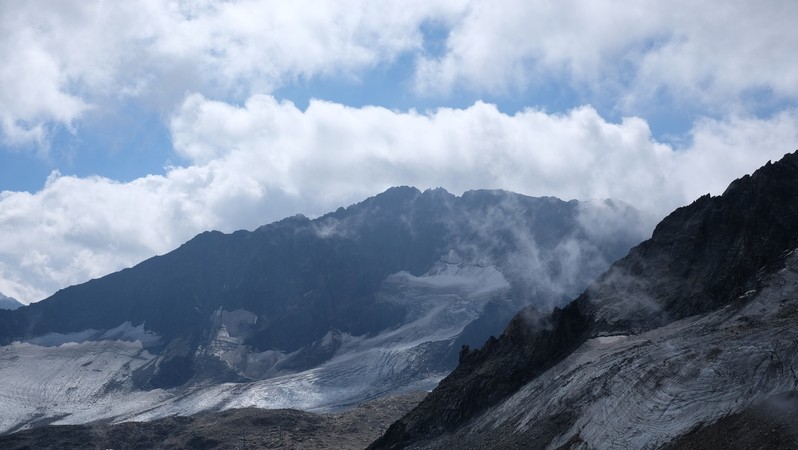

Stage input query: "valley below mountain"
[{"left": 0, "top": 391, "right": 426, "bottom": 450}]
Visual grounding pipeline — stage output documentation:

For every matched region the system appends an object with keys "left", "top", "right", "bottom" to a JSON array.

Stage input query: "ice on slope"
[
  {"left": 123, "top": 260, "right": 511, "bottom": 422},
  {"left": 0, "top": 333, "right": 160, "bottom": 433},
  {"left": 0, "top": 260, "right": 510, "bottom": 433}
]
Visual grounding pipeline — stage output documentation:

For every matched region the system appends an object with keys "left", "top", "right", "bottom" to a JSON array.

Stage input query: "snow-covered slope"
[
  {"left": 0, "top": 259, "right": 509, "bottom": 433},
  {"left": 0, "top": 323, "right": 161, "bottom": 433}
]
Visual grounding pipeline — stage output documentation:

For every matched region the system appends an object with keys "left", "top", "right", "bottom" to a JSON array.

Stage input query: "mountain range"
[
  {"left": 370, "top": 151, "right": 798, "bottom": 449},
  {"left": 2, "top": 152, "right": 797, "bottom": 448},
  {"left": 0, "top": 187, "right": 646, "bottom": 434}
]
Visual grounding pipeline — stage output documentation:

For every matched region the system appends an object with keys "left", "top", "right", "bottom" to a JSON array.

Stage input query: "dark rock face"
[
  {"left": 369, "top": 151, "right": 798, "bottom": 449},
  {"left": 374, "top": 302, "right": 590, "bottom": 447},
  {"left": 586, "top": 154, "right": 798, "bottom": 334}
]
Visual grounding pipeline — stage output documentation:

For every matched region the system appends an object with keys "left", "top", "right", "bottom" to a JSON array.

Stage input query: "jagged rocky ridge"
[
  {"left": 370, "top": 151, "right": 798, "bottom": 449},
  {"left": 0, "top": 187, "right": 645, "bottom": 434}
]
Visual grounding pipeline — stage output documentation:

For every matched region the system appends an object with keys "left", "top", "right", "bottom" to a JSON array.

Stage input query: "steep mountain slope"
[
  {"left": 370, "top": 151, "right": 798, "bottom": 449},
  {"left": 0, "top": 292, "right": 22, "bottom": 310},
  {"left": 0, "top": 187, "right": 646, "bottom": 434}
]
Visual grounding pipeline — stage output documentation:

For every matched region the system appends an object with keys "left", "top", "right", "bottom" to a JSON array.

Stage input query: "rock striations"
[{"left": 369, "top": 150, "right": 798, "bottom": 450}]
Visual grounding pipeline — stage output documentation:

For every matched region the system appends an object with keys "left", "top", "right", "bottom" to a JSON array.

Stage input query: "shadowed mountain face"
[
  {"left": 370, "top": 151, "right": 798, "bottom": 450},
  {"left": 0, "top": 292, "right": 22, "bottom": 310},
  {"left": 0, "top": 187, "right": 646, "bottom": 433}
]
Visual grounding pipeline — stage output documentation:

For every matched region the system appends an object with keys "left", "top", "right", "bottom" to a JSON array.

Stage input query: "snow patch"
[
  {"left": 594, "top": 334, "right": 629, "bottom": 345},
  {"left": 26, "top": 322, "right": 159, "bottom": 348}
]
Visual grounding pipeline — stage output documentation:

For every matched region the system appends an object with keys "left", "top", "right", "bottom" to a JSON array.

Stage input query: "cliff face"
[
  {"left": 587, "top": 154, "right": 798, "bottom": 334},
  {"left": 370, "top": 151, "right": 798, "bottom": 450}
]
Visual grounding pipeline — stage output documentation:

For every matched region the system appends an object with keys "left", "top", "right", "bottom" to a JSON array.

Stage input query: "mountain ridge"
[{"left": 0, "top": 186, "right": 646, "bottom": 434}]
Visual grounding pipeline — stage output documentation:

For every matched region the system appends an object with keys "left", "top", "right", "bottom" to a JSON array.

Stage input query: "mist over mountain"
[
  {"left": 370, "top": 151, "right": 798, "bottom": 449},
  {"left": 0, "top": 187, "right": 646, "bottom": 434}
]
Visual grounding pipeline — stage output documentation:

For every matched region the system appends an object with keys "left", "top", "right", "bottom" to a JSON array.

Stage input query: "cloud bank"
[
  {"left": 2, "top": 98, "right": 796, "bottom": 302},
  {"left": 0, "top": 0, "right": 465, "bottom": 148},
  {"left": 2, "top": 1, "right": 796, "bottom": 149},
  {"left": 416, "top": 1, "right": 798, "bottom": 111},
  {"left": 1, "top": 1, "right": 797, "bottom": 302}
]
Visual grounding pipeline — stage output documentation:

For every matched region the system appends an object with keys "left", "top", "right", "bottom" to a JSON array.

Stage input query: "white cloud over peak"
[
  {"left": 169, "top": 95, "right": 798, "bottom": 215},
  {"left": 1, "top": 1, "right": 796, "bottom": 303},
  {"left": 2, "top": 97, "right": 796, "bottom": 303}
]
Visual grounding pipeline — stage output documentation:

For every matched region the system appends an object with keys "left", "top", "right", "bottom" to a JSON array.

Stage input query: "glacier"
[{"left": 0, "top": 258, "right": 510, "bottom": 433}]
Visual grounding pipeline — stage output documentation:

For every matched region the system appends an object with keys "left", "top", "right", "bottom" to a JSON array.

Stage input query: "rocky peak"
[{"left": 588, "top": 150, "right": 798, "bottom": 334}]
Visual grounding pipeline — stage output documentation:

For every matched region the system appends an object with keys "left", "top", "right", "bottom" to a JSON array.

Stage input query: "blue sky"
[{"left": 1, "top": 0, "right": 798, "bottom": 303}]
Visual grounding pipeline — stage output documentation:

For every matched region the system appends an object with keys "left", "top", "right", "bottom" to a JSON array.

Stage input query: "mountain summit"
[
  {"left": 0, "top": 187, "right": 645, "bottom": 433},
  {"left": 371, "top": 151, "right": 798, "bottom": 449}
]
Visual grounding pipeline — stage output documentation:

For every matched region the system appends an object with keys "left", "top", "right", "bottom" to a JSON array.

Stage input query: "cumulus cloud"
[
  {"left": 3, "top": 1, "right": 797, "bottom": 149},
  {"left": 2, "top": 97, "right": 796, "bottom": 303},
  {"left": 1, "top": 1, "right": 796, "bottom": 304},
  {"left": 415, "top": 0, "right": 798, "bottom": 113},
  {"left": 169, "top": 94, "right": 798, "bottom": 215},
  {"left": 0, "top": 0, "right": 465, "bottom": 149}
]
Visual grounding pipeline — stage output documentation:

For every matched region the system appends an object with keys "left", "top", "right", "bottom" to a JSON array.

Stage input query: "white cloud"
[
  {"left": 2, "top": 96, "right": 796, "bottom": 303},
  {"left": 0, "top": 0, "right": 466, "bottom": 148},
  {"left": 169, "top": 95, "right": 797, "bottom": 215},
  {"left": 415, "top": 0, "right": 798, "bottom": 112},
  {"left": 1, "top": 1, "right": 796, "bottom": 304},
  {"left": 4, "top": 1, "right": 797, "bottom": 150}
]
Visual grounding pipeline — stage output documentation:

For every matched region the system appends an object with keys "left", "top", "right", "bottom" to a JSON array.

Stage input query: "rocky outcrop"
[
  {"left": 586, "top": 153, "right": 798, "bottom": 335},
  {"left": 373, "top": 302, "right": 590, "bottom": 448}
]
